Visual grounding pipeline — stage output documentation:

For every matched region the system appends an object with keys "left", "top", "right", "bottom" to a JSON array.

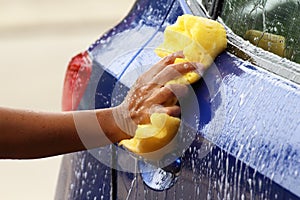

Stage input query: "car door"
[
  {"left": 55, "top": 1, "right": 179, "bottom": 199},
  {"left": 55, "top": 0, "right": 300, "bottom": 199}
]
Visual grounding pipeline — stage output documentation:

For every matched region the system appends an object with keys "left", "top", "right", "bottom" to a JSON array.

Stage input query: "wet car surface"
[{"left": 55, "top": 0, "right": 300, "bottom": 199}]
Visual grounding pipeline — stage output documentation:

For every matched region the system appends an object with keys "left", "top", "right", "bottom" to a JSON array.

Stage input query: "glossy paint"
[{"left": 56, "top": 0, "right": 300, "bottom": 199}]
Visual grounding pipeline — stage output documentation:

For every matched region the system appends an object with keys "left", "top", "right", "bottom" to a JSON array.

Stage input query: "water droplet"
[
  {"left": 83, "top": 171, "right": 88, "bottom": 179},
  {"left": 294, "top": 170, "right": 299, "bottom": 176},
  {"left": 241, "top": 193, "right": 245, "bottom": 200},
  {"left": 239, "top": 93, "right": 246, "bottom": 106}
]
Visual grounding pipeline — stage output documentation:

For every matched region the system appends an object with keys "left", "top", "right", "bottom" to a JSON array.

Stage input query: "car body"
[{"left": 55, "top": 0, "right": 300, "bottom": 199}]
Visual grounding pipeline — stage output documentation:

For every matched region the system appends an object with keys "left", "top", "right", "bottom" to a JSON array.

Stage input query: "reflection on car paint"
[{"left": 56, "top": 0, "right": 300, "bottom": 199}]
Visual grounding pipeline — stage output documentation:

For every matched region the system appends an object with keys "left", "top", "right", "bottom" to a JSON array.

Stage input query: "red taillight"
[{"left": 62, "top": 51, "right": 92, "bottom": 111}]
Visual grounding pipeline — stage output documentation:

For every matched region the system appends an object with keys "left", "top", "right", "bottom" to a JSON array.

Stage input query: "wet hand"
[{"left": 114, "top": 52, "right": 205, "bottom": 137}]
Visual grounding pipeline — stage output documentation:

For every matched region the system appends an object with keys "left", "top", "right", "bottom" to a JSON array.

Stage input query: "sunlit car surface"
[{"left": 56, "top": 0, "right": 300, "bottom": 199}]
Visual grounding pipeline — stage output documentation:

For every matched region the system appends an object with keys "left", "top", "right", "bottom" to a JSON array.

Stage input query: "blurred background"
[{"left": 0, "top": 0, "right": 134, "bottom": 199}]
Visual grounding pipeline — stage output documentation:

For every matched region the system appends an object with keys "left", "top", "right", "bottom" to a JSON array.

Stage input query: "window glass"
[{"left": 220, "top": 0, "right": 300, "bottom": 63}]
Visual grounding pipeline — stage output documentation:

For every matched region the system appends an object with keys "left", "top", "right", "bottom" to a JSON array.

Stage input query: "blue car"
[{"left": 56, "top": 0, "right": 300, "bottom": 199}]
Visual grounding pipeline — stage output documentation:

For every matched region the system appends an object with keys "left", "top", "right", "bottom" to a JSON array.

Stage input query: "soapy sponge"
[
  {"left": 119, "top": 113, "right": 180, "bottom": 154},
  {"left": 155, "top": 14, "right": 227, "bottom": 68},
  {"left": 119, "top": 15, "right": 227, "bottom": 160}
]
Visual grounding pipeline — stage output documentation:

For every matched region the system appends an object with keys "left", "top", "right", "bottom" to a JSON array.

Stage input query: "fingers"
[
  {"left": 146, "top": 84, "right": 188, "bottom": 105},
  {"left": 165, "top": 84, "right": 189, "bottom": 99},
  {"left": 142, "top": 51, "right": 185, "bottom": 82},
  {"left": 164, "top": 105, "right": 181, "bottom": 117},
  {"left": 153, "top": 62, "right": 204, "bottom": 85},
  {"left": 160, "top": 51, "right": 185, "bottom": 65},
  {"left": 125, "top": 53, "right": 205, "bottom": 127},
  {"left": 150, "top": 104, "right": 181, "bottom": 118}
]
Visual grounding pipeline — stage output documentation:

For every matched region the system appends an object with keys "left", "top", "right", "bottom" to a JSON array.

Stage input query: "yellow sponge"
[
  {"left": 155, "top": 14, "right": 227, "bottom": 68},
  {"left": 119, "top": 113, "right": 180, "bottom": 154},
  {"left": 119, "top": 14, "right": 227, "bottom": 160}
]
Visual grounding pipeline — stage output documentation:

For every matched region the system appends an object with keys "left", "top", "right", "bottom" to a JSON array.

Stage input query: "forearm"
[
  {"left": 0, "top": 53, "right": 200, "bottom": 159},
  {"left": 0, "top": 107, "right": 128, "bottom": 159}
]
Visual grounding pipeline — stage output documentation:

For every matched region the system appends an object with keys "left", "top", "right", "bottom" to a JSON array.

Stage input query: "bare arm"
[
  {"left": 0, "top": 52, "right": 203, "bottom": 159},
  {"left": 0, "top": 107, "right": 127, "bottom": 159}
]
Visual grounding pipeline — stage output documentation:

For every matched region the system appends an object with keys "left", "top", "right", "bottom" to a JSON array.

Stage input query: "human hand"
[{"left": 113, "top": 52, "right": 205, "bottom": 137}]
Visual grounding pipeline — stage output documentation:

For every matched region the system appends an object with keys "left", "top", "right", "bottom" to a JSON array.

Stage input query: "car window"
[
  {"left": 199, "top": 0, "right": 299, "bottom": 63},
  {"left": 218, "top": 0, "right": 300, "bottom": 64}
]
